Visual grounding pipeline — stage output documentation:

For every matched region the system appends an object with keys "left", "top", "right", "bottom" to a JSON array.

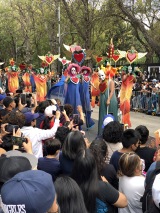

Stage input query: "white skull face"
[
  {"left": 98, "top": 70, "right": 105, "bottom": 81},
  {"left": 71, "top": 67, "right": 77, "bottom": 75},
  {"left": 128, "top": 66, "right": 132, "bottom": 74},
  {"left": 40, "top": 68, "right": 44, "bottom": 74},
  {"left": 83, "top": 70, "right": 88, "bottom": 75}
]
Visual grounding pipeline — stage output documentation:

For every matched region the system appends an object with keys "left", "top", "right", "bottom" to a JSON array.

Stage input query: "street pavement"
[{"left": 84, "top": 106, "right": 160, "bottom": 142}]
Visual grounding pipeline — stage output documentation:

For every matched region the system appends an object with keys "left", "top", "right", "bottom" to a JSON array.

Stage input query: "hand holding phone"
[
  {"left": 20, "top": 94, "right": 26, "bottom": 105},
  {"left": 59, "top": 105, "right": 64, "bottom": 112},
  {"left": 11, "top": 136, "right": 28, "bottom": 148},
  {"left": 73, "top": 114, "right": 79, "bottom": 125}
]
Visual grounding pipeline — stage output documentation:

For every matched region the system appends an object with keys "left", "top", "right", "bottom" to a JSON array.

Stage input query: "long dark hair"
[
  {"left": 62, "top": 131, "right": 86, "bottom": 160},
  {"left": 55, "top": 176, "right": 88, "bottom": 213},
  {"left": 71, "top": 149, "right": 98, "bottom": 213},
  {"left": 90, "top": 138, "right": 108, "bottom": 178}
]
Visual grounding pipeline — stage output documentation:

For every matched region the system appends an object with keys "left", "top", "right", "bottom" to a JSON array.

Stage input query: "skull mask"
[
  {"left": 71, "top": 67, "right": 77, "bottom": 75},
  {"left": 40, "top": 68, "right": 44, "bottom": 74},
  {"left": 98, "top": 70, "right": 105, "bottom": 81}
]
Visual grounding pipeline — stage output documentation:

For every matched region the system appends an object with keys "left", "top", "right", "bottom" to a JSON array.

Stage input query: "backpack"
[{"left": 141, "top": 161, "right": 160, "bottom": 213}]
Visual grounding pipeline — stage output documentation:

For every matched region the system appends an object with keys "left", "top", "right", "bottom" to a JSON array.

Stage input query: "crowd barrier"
[{"left": 131, "top": 90, "right": 160, "bottom": 116}]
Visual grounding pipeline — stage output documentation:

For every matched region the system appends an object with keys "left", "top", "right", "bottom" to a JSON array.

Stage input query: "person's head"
[
  {"left": 3, "top": 96, "right": 16, "bottom": 110},
  {"left": 62, "top": 131, "right": 86, "bottom": 160},
  {"left": 0, "top": 155, "right": 31, "bottom": 191},
  {"left": 41, "top": 105, "right": 57, "bottom": 129},
  {"left": 0, "top": 135, "right": 13, "bottom": 151},
  {"left": 135, "top": 125, "right": 149, "bottom": 145},
  {"left": 55, "top": 126, "right": 71, "bottom": 146},
  {"left": 122, "top": 129, "right": 141, "bottom": 151},
  {"left": 102, "top": 121, "right": 123, "bottom": 143},
  {"left": 55, "top": 176, "right": 88, "bottom": 213},
  {"left": 2, "top": 111, "right": 25, "bottom": 128},
  {"left": 64, "top": 104, "right": 73, "bottom": 117},
  {"left": 1, "top": 170, "right": 59, "bottom": 213},
  {"left": 119, "top": 153, "right": 143, "bottom": 177},
  {"left": 24, "top": 112, "right": 39, "bottom": 127},
  {"left": 45, "top": 138, "right": 61, "bottom": 156},
  {"left": 35, "top": 100, "right": 50, "bottom": 113},
  {"left": 90, "top": 138, "right": 108, "bottom": 177},
  {"left": 71, "top": 149, "right": 98, "bottom": 213}
]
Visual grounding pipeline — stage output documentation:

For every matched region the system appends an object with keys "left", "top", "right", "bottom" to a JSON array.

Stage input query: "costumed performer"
[
  {"left": 64, "top": 63, "right": 82, "bottom": 114},
  {"left": 98, "top": 67, "right": 118, "bottom": 136},
  {"left": 33, "top": 67, "right": 48, "bottom": 102},
  {"left": 90, "top": 69, "right": 100, "bottom": 108},
  {"left": 120, "top": 66, "right": 136, "bottom": 127},
  {"left": 22, "top": 64, "right": 34, "bottom": 93},
  {"left": 79, "top": 66, "right": 95, "bottom": 129},
  {"left": 5, "top": 58, "right": 20, "bottom": 93}
]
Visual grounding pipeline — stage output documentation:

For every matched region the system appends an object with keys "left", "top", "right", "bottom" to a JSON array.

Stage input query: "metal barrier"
[{"left": 131, "top": 90, "right": 160, "bottom": 116}]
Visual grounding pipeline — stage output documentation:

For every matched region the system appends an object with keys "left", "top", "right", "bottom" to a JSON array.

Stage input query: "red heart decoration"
[
  {"left": 73, "top": 53, "right": 84, "bottom": 63},
  {"left": 112, "top": 54, "right": 120, "bottom": 62},
  {"left": 96, "top": 57, "right": 103, "bottom": 63},
  {"left": 45, "top": 56, "right": 54, "bottom": 64},
  {"left": 62, "top": 59, "right": 67, "bottom": 65},
  {"left": 126, "top": 52, "right": 137, "bottom": 63},
  {"left": 99, "top": 81, "right": 107, "bottom": 93}
]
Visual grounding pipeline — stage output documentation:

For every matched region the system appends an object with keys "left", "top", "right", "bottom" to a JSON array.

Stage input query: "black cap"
[
  {"left": 0, "top": 156, "right": 31, "bottom": 183},
  {"left": 3, "top": 97, "right": 14, "bottom": 108}
]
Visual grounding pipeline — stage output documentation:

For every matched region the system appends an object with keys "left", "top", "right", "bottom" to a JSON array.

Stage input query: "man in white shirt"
[{"left": 21, "top": 111, "right": 60, "bottom": 158}]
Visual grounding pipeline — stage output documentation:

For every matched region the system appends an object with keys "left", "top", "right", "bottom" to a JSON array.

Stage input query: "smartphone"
[
  {"left": 5, "top": 124, "right": 19, "bottom": 133},
  {"left": 73, "top": 114, "right": 79, "bottom": 125},
  {"left": 11, "top": 136, "right": 27, "bottom": 147},
  {"left": 59, "top": 105, "right": 64, "bottom": 112},
  {"left": 52, "top": 110, "right": 56, "bottom": 115},
  {"left": 20, "top": 94, "right": 26, "bottom": 105}
]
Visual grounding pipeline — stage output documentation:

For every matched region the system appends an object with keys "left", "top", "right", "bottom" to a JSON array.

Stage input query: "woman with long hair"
[
  {"left": 71, "top": 149, "right": 127, "bottom": 213},
  {"left": 59, "top": 130, "right": 86, "bottom": 175},
  {"left": 55, "top": 176, "right": 88, "bottom": 213},
  {"left": 90, "top": 138, "right": 118, "bottom": 189}
]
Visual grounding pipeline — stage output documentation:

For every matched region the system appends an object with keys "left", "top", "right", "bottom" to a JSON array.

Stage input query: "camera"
[{"left": 11, "top": 136, "right": 28, "bottom": 147}]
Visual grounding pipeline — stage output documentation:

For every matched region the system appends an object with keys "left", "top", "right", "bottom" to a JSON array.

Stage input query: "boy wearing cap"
[
  {"left": 21, "top": 111, "right": 61, "bottom": 158},
  {"left": 1, "top": 170, "right": 59, "bottom": 213}
]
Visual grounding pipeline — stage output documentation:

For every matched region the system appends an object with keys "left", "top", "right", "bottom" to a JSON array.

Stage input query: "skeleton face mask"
[
  {"left": 83, "top": 70, "right": 88, "bottom": 75},
  {"left": 98, "top": 70, "right": 105, "bottom": 81},
  {"left": 71, "top": 67, "right": 77, "bottom": 75},
  {"left": 40, "top": 68, "right": 44, "bottom": 74}
]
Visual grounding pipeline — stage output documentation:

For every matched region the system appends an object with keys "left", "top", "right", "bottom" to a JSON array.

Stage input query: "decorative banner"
[
  {"left": 58, "top": 57, "right": 71, "bottom": 66},
  {"left": 96, "top": 56, "right": 103, "bottom": 63},
  {"left": 38, "top": 52, "right": 60, "bottom": 65},
  {"left": 126, "top": 51, "right": 138, "bottom": 64},
  {"left": 72, "top": 51, "right": 86, "bottom": 65},
  {"left": 112, "top": 54, "right": 120, "bottom": 62},
  {"left": 108, "top": 38, "right": 114, "bottom": 59}
]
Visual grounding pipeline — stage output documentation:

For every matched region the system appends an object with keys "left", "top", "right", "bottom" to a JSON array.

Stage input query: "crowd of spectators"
[{"left": 0, "top": 83, "right": 160, "bottom": 213}]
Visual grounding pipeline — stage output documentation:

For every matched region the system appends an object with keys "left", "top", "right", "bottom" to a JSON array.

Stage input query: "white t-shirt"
[{"left": 118, "top": 175, "right": 145, "bottom": 213}]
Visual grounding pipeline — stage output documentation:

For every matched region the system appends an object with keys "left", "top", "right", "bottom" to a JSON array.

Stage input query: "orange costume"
[
  {"left": 6, "top": 59, "right": 19, "bottom": 93},
  {"left": 120, "top": 68, "right": 136, "bottom": 127}
]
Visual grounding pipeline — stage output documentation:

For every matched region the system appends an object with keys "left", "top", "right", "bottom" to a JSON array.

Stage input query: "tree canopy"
[{"left": 0, "top": 0, "right": 159, "bottom": 67}]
